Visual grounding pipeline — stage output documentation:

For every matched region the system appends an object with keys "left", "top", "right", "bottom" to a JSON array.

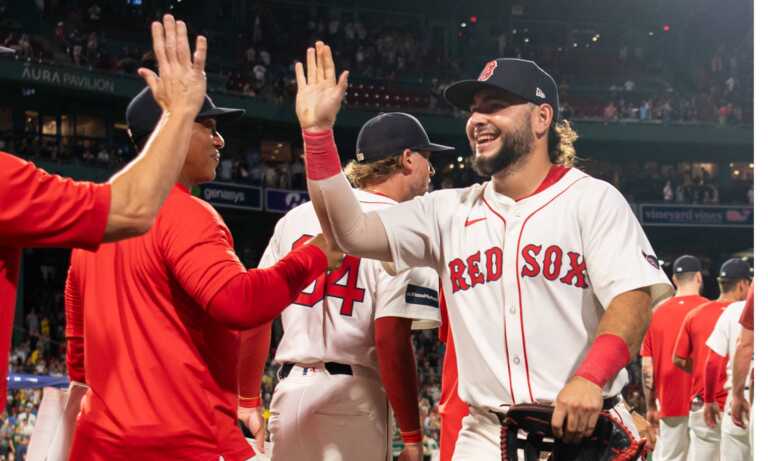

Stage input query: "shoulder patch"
[{"left": 405, "top": 284, "right": 439, "bottom": 308}]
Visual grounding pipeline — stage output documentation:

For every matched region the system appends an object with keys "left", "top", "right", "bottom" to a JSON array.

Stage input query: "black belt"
[
  {"left": 278, "top": 362, "right": 353, "bottom": 380},
  {"left": 491, "top": 396, "right": 620, "bottom": 425}
]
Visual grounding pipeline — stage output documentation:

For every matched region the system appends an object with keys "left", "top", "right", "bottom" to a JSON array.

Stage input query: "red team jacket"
[{"left": 0, "top": 152, "right": 110, "bottom": 402}]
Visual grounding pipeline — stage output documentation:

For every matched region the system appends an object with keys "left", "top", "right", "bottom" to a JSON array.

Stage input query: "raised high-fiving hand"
[
  {"left": 138, "top": 14, "right": 207, "bottom": 117},
  {"left": 295, "top": 41, "right": 349, "bottom": 132}
]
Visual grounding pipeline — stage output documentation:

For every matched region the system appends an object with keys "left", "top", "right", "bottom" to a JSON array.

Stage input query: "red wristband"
[
  {"left": 303, "top": 129, "right": 343, "bottom": 180},
  {"left": 574, "top": 333, "right": 630, "bottom": 388},
  {"left": 238, "top": 395, "right": 262, "bottom": 408},
  {"left": 401, "top": 429, "right": 422, "bottom": 444}
]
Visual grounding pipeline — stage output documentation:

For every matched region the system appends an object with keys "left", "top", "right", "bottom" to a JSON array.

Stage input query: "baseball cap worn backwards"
[
  {"left": 673, "top": 255, "right": 702, "bottom": 274},
  {"left": 444, "top": 58, "right": 559, "bottom": 120},
  {"left": 355, "top": 112, "right": 454, "bottom": 163},
  {"left": 126, "top": 86, "right": 245, "bottom": 143},
  {"left": 717, "top": 258, "right": 753, "bottom": 281}
]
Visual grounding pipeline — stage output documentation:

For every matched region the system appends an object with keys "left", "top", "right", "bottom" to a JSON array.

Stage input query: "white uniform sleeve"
[
  {"left": 257, "top": 217, "right": 285, "bottom": 269},
  {"left": 375, "top": 192, "right": 443, "bottom": 274},
  {"left": 373, "top": 264, "right": 441, "bottom": 330},
  {"left": 580, "top": 181, "right": 673, "bottom": 308},
  {"left": 705, "top": 305, "right": 732, "bottom": 357}
]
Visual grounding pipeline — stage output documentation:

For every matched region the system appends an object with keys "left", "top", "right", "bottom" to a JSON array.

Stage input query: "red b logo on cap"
[{"left": 478, "top": 60, "right": 498, "bottom": 81}]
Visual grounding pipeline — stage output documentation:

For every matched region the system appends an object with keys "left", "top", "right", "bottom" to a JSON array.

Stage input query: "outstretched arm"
[{"left": 296, "top": 41, "right": 392, "bottom": 261}]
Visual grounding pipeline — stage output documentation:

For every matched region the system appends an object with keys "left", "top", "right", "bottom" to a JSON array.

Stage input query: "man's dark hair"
[
  {"left": 672, "top": 272, "right": 699, "bottom": 285},
  {"left": 718, "top": 278, "right": 749, "bottom": 294}
]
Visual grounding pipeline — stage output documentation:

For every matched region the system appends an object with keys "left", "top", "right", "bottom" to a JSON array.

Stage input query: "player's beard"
[{"left": 471, "top": 117, "right": 535, "bottom": 178}]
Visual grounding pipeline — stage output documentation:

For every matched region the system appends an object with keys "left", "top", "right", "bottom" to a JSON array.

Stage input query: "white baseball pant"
[
  {"left": 653, "top": 416, "right": 689, "bottom": 461},
  {"left": 267, "top": 362, "right": 391, "bottom": 461},
  {"left": 720, "top": 393, "right": 750, "bottom": 461},
  {"left": 687, "top": 405, "right": 720, "bottom": 461}
]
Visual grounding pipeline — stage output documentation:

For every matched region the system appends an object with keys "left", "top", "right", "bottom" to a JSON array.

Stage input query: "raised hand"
[
  {"left": 138, "top": 14, "right": 207, "bottom": 118},
  {"left": 295, "top": 41, "right": 349, "bottom": 132}
]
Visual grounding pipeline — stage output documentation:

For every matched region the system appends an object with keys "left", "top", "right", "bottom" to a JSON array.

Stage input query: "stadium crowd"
[{"left": 0, "top": 0, "right": 752, "bottom": 124}]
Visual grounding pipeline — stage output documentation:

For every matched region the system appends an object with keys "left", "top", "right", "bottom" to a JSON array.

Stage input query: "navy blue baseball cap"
[
  {"left": 717, "top": 258, "right": 753, "bottom": 281},
  {"left": 444, "top": 58, "right": 559, "bottom": 121},
  {"left": 355, "top": 112, "right": 454, "bottom": 163},
  {"left": 673, "top": 255, "right": 702, "bottom": 274},
  {"left": 126, "top": 86, "right": 245, "bottom": 143}
]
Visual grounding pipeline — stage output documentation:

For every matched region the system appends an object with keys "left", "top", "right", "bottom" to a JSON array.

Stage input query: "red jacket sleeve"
[
  {"left": 207, "top": 243, "right": 328, "bottom": 330},
  {"left": 237, "top": 324, "right": 272, "bottom": 407},
  {"left": 160, "top": 194, "right": 327, "bottom": 330},
  {"left": 65, "top": 254, "right": 86, "bottom": 384},
  {"left": 703, "top": 347, "right": 727, "bottom": 404},
  {"left": 0, "top": 152, "right": 110, "bottom": 248}
]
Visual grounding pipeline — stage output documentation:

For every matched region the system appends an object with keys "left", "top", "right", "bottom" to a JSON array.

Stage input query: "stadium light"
[
  {"left": 470, "top": 16, "right": 478, "bottom": 24},
  {"left": 460, "top": 22, "right": 467, "bottom": 28},
  {"left": 663, "top": 24, "right": 670, "bottom": 32}
]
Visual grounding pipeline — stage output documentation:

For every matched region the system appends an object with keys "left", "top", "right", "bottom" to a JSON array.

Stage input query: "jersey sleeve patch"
[{"left": 405, "top": 284, "right": 439, "bottom": 308}]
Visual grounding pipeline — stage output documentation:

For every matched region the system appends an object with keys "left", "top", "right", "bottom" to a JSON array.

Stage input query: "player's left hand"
[
  {"left": 397, "top": 443, "right": 423, "bottom": 461},
  {"left": 238, "top": 406, "right": 266, "bottom": 453},
  {"left": 703, "top": 402, "right": 720, "bottom": 428},
  {"left": 551, "top": 376, "right": 604, "bottom": 444}
]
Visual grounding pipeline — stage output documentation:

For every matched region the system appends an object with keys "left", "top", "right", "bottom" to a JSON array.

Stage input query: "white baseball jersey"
[
  {"left": 376, "top": 167, "right": 673, "bottom": 412},
  {"left": 261, "top": 189, "right": 441, "bottom": 369},
  {"left": 706, "top": 301, "right": 749, "bottom": 391}
]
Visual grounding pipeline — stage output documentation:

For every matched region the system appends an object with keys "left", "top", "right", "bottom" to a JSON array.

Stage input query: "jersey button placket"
[{"left": 504, "top": 213, "right": 529, "bottom": 401}]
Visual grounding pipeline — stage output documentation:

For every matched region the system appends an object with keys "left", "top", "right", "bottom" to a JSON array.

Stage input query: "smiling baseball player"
[{"left": 296, "top": 42, "right": 673, "bottom": 460}]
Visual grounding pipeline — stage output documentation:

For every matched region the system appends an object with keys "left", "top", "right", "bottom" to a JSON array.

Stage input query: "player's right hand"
[
  {"left": 397, "top": 443, "right": 423, "bottom": 461},
  {"left": 138, "top": 14, "right": 207, "bottom": 118},
  {"left": 730, "top": 394, "right": 750, "bottom": 428},
  {"left": 294, "top": 41, "right": 349, "bottom": 133},
  {"left": 551, "top": 376, "right": 603, "bottom": 444},
  {"left": 703, "top": 402, "right": 720, "bottom": 428},
  {"left": 307, "top": 233, "right": 344, "bottom": 271},
  {"left": 237, "top": 406, "right": 266, "bottom": 453}
]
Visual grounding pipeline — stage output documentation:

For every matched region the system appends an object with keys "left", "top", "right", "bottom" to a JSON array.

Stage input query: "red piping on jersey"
[
  {"left": 479, "top": 194, "right": 515, "bottom": 405},
  {"left": 514, "top": 176, "right": 589, "bottom": 401},
  {"left": 359, "top": 200, "right": 395, "bottom": 206},
  {"left": 366, "top": 190, "right": 398, "bottom": 201}
]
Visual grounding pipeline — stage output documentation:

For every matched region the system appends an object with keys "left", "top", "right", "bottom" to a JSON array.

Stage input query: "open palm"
[{"left": 295, "top": 41, "right": 349, "bottom": 132}]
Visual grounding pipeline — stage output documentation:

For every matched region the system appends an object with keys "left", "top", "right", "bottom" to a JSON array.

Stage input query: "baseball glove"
[{"left": 500, "top": 404, "right": 648, "bottom": 461}]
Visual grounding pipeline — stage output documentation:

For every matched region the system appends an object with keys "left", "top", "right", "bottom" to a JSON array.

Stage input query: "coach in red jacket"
[{"left": 0, "top": 14, "right": 208, "bottom": 403}]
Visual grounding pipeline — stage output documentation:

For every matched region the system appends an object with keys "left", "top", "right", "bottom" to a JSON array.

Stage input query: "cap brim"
[
  {"left": 197, "top": 106, "right": 245, "bottom": 124},
  {"left": 443, "top": 80, "right": 520, "bottom": 111},
  {"left": 414, "top": 142, "right": 455, "bottom": 153}
]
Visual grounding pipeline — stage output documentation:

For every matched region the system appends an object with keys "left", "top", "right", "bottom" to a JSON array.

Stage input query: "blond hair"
[
  {"left": 344, "top": 155, "right": 403, "bottom": 189},
  {"left": 547, "top": 119, "right": 578, "bottom": 167}
]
